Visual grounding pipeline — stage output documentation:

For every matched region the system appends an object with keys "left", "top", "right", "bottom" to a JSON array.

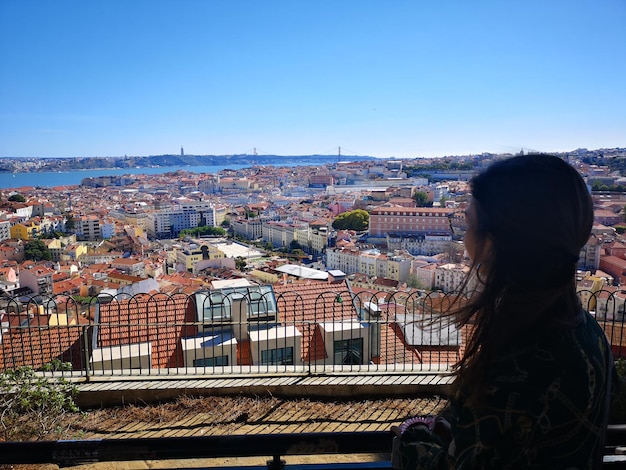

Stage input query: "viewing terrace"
[{"left": 1, "top": 280, "right": 625, "bottom": 467}]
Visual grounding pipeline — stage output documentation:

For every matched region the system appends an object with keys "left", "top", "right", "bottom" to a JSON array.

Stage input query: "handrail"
[
  {"left": 0, "top": 432, "right": 393, "bottom": 466},
  {"left": 1, "top": 428, "right": 626, "bottom": 468}
]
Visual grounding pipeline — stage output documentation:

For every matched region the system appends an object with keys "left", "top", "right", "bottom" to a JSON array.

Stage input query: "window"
[
  {"left": 193, "top": 355, "right": 229, "bottom": 367},
  {"left": 199, "top": 292, "right": 232, "bottom": 321},
  {"left": 261, "top": 346, "right": 294, "bottom": 365},
  {"left": 196, "top": 285, "right": 277, "bottom": 323},
  {"left": 334, "top": 337, "right": 363, "bottom": 365},
  {"left": 247, "top": 287, "right": 277, "bottom": 317}
]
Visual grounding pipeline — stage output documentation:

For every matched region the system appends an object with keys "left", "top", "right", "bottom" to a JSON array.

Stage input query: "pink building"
[{"left": 369, "top": 206, "right": 454, "bottom": 237}]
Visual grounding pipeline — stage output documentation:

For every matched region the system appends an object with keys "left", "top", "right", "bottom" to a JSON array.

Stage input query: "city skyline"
[{"left": 1, "top": 1, "right": 624, "bottom": 159}]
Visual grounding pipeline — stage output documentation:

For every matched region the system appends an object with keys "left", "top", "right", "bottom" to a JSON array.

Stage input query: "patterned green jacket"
[{"left": 398, "top": 311, "right": 612, "bottom": 469}]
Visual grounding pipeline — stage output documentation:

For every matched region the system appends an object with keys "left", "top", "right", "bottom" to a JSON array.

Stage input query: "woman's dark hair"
[{"left": 453, "top": 154, "right": 594, "bottom": 405}]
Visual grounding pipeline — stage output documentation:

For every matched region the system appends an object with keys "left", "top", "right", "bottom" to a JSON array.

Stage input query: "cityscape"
[
  {"left": 1, "top": 147, "right": 626, "bottom": 377},
  {"left": 1, "top": 0, "right": 625, "bottom": 464}
]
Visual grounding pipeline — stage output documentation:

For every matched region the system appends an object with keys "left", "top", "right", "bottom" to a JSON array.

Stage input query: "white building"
[
  {"left": 326, "top": 247, "right": 412, "bottom": 282},
  {"left": 434, "top": 263, "right": 476, "bottom": 293}
]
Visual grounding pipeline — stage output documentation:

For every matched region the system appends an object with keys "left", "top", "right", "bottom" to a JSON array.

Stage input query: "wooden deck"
[{"left": 75, "top": 371, "right": 454, "bottom": 408}]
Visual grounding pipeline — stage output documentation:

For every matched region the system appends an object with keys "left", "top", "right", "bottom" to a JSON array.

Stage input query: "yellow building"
[
  {"left": 10, "top": 221, "right": 40, "bottom": 240},
  {"left": 576, "top": 271, "right": 606, "bottom": 312},
  {"left": 63, "top": 243, "right": 88, "bottom": 262},
  {"left": 175, "top": 244, "right": 224, "bottom": 273}
]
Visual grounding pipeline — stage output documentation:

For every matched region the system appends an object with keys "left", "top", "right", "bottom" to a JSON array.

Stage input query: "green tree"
[
  {"left": 179, "top": 225, "right": 226, "bottom": 238},
  {"left": 406, "top": 274, "right": 423, "bottom": 289},
  {"left": 24, "top": 239, "right": 53, "bottom": 261},
  {"left": 413, "top": 191, "right": 433, "bottom": 207},
  {"left": 235, "top": 256, "right": 247, "bottom": 271},
  {"left": 39, "top": 230, "right": 64, "bottom": 239},
  {"left": 8, "top": 194, "right": 26, "bottom": 203},
  {"left": 289, "top": 239, "right": 303, "bottom": 252},
  {"left": 332, "top": 209, "right": 369, "bottom": 231},
  {"left": 65, "top": 213, "right": 76, "bottom": 230}
]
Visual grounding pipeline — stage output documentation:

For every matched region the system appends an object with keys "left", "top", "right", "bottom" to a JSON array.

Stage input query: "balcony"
[{"left": 1, "top": 286, "right": 625, "bottom": 468}]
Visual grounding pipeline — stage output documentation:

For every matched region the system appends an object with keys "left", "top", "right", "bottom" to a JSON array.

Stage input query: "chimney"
[
  {"left": 363, "top": 301, "right": 382, "bottom": 359},
  {"left": 0, "top": 310, "right": 8, "bottom": 343},
  {"left": 230, "top": 293, "right": 249, "bottom": 342}
]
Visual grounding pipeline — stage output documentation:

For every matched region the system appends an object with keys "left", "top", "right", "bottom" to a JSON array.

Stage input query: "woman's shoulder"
[{"left": 492, "top": 313, "right": 605, "bottom": 384}]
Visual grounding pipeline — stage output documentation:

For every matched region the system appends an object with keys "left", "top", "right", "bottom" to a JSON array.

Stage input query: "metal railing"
[
  {"left": 2, "top": 428, "right": 626, "bottom": 468},
  {"left": 1, "top": 288, "right": 625, "bottom": 377}
]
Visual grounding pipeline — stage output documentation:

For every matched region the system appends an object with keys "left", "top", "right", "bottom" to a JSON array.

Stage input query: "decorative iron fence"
[{"left": 1, "top": 288, "right": 624, "bottom": 377}]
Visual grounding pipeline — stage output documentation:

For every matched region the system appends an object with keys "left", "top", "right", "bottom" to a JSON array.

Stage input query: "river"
[{"left": 0, "top": 163, "right": 282, "bottom": 189}]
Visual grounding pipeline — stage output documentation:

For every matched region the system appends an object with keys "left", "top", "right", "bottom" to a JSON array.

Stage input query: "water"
[{"left": 0, "top": 163, "right": 270, "bottom": 189}]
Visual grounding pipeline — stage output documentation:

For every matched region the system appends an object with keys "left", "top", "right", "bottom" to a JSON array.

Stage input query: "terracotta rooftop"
[
  {"left": 0, "top": 313, "right": 88, "bottom": 372},
  {"left": 96, "top": 294, "right": 195, "bottom": 368}
]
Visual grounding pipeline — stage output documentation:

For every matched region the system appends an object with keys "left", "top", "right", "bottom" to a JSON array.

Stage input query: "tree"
[
  {"left": 235, "top": 256, "right": 247, "bottom": 271},
  {"left": 179, "top": 226, "right": 226, "bottom": 238},
  {"left": 8, "top": 194, "right": 26, "bottom": 203},
  {"left": 24, "top": 239, "right": 52, "bottom": 261},
  {"left": 332, "top": 209, "right": 369, "bottom": 231},
  {"left": 406, "top": 274, "right": 423, "bottom": 289},
  {"left": 413, "top": 191, "right": 433, "bottom": 207},
  {"left": 39, "top": 230, "right": 63, "bottom": 239},
  {"left": 65, "top": 213, "right": 76, "bottom": 230}
]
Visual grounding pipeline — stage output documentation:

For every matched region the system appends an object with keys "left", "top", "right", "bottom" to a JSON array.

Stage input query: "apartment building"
[
  {"left": 74, "top": 215, "right": 102, "bottom": 241},
  {"left": 19, "top": 263, "right": 54, "bottom": 296},
  {"left": 174, "top": 201, "right": 218, "bottom": 226},
  {"left": 232, "top": 217, "right": 263, "bottom": 240},
  {"left": 434, "top": 263, "right": 473, "bottom": 293},
  {"left": 170, "top": 209, "right": 202, "bottom": 235},
  {"left": 217, "top": 177, "right": 253, "bottom": 192},
  {"left": 369, "top": 206, "right": 454, "bottom": 237},
  {"left": 0, "top": 266, "right": 19, "bottom": 296},
  {"left": 595, "top": 286, "right": 626, "bottom": 321},
  {"left": 111, "top": 257, "right": 145, "bottom": 277},
  {"left": 174, "top": 244, "right": 224, "bottom": 274},
  {"left": 0, "top": 220, "right": 11, "bottom": 242},
  {"left": 600, "top": 255, "right": 626, "bottom": 285},
  {"left": 308, "top": 173, "right": 334, "bottom": 188},
  {"left": 146, "top": 202, "right": 218, "bottom": 239},
  {"left": 0, "top": 240, "right": 25, "bottom": 262},
  {"left": 262, "top": 221, "right": 299, "bottom": 248},
  {"left": 386, "top": 232, "right": 452, "bottom": 256},
  {"left": 10, "top": 221, "right": 40, "bottom": 240},
  {"left": 578, "top": 234, "right": 602, "bottom": 271},
  {"left": 413, "top": 262, "right": 437, "bottom": 290},
  {"left": 147, "top": 210, "right": 172, "bottom": 238},
  {"left": 122, "top": 211, "right": 149, "bottom": 231},
  {"left": 326, "top": 247, "right": 412, "bottom": 282}
]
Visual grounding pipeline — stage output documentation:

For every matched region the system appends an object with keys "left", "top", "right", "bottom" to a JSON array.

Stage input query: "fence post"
[{"left": 82, "top": 325, "right": 91, "bottom": 382}]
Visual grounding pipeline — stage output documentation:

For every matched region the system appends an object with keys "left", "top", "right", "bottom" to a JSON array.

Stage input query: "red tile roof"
[
  {"left": 0, "top": 313, "right": 88, "bottom": 372},
  {"left": 96, "top": 294, "right": 195, "bottom": 368}
]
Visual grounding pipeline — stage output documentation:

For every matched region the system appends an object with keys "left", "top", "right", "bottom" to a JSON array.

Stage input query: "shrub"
[{"left": 0, "top": 366, "right": 79, "bottom": 440}]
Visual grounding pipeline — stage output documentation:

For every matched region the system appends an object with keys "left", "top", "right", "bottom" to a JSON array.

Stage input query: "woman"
[{"left": 396, "top": 154, "right": 614, "bottom": 469}]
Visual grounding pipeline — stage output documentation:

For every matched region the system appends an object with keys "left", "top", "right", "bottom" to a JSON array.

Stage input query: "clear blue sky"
[{"left": 1, "top": 1, "right": 624, "bottom": 159}]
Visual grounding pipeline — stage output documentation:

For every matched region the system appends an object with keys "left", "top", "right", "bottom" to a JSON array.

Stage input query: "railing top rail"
[{"left": 0, "top": 432, "right": 394, "bottom": 465}]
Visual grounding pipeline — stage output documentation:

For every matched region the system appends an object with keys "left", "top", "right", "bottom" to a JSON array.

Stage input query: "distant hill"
[{"left": 0, "top": 154, "right": 379, "bottom": 173}]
